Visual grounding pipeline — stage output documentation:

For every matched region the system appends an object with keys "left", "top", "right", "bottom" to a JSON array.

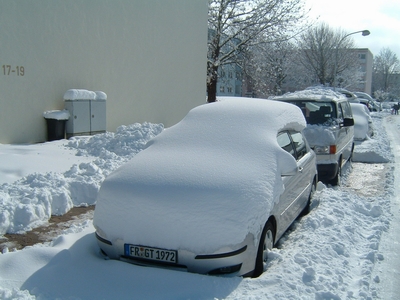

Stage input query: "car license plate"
[{"left": 124, "top": 244, "right": 178, "bottom": 264}]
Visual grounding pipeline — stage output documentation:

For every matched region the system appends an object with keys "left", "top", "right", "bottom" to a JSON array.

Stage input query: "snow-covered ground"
[{"left": 0, "top": 110, "right": 398, "bottom": 299}]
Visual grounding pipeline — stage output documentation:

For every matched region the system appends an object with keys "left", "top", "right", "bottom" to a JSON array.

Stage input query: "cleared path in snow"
[{"left": 372, "top": 115, "right": 400, "bottom": 298}]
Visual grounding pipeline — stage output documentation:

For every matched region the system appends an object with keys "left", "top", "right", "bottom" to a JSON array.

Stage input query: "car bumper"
[{"left": 95, "top": 231, "right": 257, "bottom": 276}]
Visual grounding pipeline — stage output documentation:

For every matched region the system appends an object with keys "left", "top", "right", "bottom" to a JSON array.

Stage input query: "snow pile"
[
  {"left": 352, "top": 112, "right": 392, "bottom": 163},
  {"left": 0, "top": 123, "right": 163, "bottom": 234},
  {"left": 303, "top": 125, "right": 335, "bottom": 147},
  {"left": 351, "top": 103, "right": 373, "bottom": 140},
  {"left": 227, "top": 183, "right": 392, "bottom": 299},
  {"left": 42, "top": 110, "right": 70, "bottom": 120},
  {"left": 94, "top": 91, "right": 107, "bottom": 100},
  {"left": 63, "top": 89, "right": 107, "bottom": 101}
]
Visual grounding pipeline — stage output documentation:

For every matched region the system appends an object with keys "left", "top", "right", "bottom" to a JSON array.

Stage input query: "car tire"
[
  {"left": 301, "top": 178, "right": 316, "bottom": 216},
  {"left": 253, "top": 220, "right": 274, "bottom": 278},
  {"left": 349, "top": 143, "right": 354, "bottom": 162},
  {"left": 331, "top": 160, "right": 342, "bottom": 186}
]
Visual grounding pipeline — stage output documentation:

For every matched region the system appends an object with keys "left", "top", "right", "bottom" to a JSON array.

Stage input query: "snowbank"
[
  {"left": 352, "top": 113, "right": 392, "bottom": 163},
  {"left": 351, "top": 103, "right": 373, "bottom": 140},
  {"left": 0, "top": 123, "right": 163, "bottom": 234}
]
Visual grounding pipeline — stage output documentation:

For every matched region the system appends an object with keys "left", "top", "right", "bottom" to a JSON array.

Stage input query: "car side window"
[
  {"left": 337, "top": 104, "right": 343, "bottom": 119},
  {"left": 277, "top": 131, "right": 296, "bottom": 159},
  {"left": 290, "top": 131, "right": 307, "bottom": 160},
  {"left": 341, "top": 101, "right": 353, "bottom": 119}
]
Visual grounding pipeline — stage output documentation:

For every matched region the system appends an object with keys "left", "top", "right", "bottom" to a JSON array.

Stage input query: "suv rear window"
[{"left": 286, "top": 101, "right": 336, "bottom": 125}]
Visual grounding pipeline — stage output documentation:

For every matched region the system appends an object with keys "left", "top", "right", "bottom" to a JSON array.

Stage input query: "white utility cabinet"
[{"left": 64, "top": 89, "right": 107, "bottom": 138}]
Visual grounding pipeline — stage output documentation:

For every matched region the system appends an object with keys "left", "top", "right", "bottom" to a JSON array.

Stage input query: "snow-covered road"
[{"left": 371, "top": 115, "right": 400, "bottom": 298}]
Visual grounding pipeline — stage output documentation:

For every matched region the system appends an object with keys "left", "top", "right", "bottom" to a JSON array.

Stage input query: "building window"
[
  {"left": 235, "top": 85, "right": 241, "bottom": 95},
  {"left": 227, "top": 86, "right": 232, "bottom": 93},
  {"left": 359, "top": 54, "right": 366, "bottom": 59},
  {"left": 220, "top": 86, "right": 225, "bottom": 93}
]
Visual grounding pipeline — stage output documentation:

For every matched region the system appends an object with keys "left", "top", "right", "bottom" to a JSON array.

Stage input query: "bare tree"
[
  {"left": 243, "top": 41, "right": 303, "bottom": 97},
  {"left": 207, "top": 0, "right": 308, "bottom": 102},
  {"left": 373, "top": 48, "right": 400, "bottom": 93},
  {"left": 296, "top": 23, "right": 359, "bottom": 87}
]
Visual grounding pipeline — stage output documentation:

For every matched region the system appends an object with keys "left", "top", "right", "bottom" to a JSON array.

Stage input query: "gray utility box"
[{"left": 64, "top": 90, "right": 107, "bottom": 138}]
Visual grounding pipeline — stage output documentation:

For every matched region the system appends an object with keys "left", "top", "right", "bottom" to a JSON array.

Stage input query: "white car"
[
  {"left": 350, "top": 102, "right": 374, "bottom": 140},
  {"left": 93, "top": 98, "right": 317, "bottom": 278},
  {"left": 274, "top": 87, "right": 355, "bottom": 186}
]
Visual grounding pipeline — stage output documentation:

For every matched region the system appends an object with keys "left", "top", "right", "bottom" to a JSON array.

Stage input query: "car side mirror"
[
  {"left": 280, "top": 152, "right": 298, "bottom": 176},
  {"left": 342, "top": 118, "right": 354, "bottom": 127}
]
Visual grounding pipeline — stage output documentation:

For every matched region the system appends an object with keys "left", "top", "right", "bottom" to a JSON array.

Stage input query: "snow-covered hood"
[{"left": 303, "top": 124, "right": 336, "bottom": 147}]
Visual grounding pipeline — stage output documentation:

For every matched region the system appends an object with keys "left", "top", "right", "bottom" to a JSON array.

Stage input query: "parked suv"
[{"left": 273, "top": 87, "right": 354, "bottom": 185}]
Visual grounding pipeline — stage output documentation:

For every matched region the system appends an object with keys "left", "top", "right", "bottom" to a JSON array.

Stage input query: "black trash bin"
[{"left": 43, "top": 110, "right": 70, "bottom": 141}]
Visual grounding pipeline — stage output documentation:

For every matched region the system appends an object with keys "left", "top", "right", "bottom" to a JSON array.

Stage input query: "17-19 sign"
[{"left": 2, "top": 65, "right": 25, "bottom": 76}]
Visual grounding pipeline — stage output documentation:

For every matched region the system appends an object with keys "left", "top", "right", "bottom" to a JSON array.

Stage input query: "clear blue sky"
[{"left": 305, "top": 0, "right": 400, "bottom": 59}]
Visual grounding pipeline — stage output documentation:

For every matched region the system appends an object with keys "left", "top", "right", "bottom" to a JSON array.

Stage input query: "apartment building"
[{"left": 348, "top": 48, "right": 374, "bottom": 95}]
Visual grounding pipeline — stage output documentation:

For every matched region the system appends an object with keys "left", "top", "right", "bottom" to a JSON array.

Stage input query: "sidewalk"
[{"left": 372, "top": 117, "right": 400, "bottom": 298}]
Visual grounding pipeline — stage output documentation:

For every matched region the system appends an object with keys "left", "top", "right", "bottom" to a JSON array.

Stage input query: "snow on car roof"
[
  {"left": 272, "top": 87, "right": 347, "bottom": 102},
  {"left": 94, "top": 98, "right": 307, "bottom": 253},
  {"left": 354, "top": 91, "right": 374, "bottom": 101}
]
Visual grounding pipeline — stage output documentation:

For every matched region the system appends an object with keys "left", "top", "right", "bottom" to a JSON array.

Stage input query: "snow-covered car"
[
  {"left": 350, "top": 102, "right": 374, "bottom": 140},
  {"left": 354, "top": 92, "right": 381, "bottom": 112},
  {"left": 93, "top": 98, "right": 317, "bottom": 278}
]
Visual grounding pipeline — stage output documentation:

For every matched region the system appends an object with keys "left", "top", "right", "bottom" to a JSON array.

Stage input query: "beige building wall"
[{"left": 0, "top": 1, "right": 208, "bottom": 144}]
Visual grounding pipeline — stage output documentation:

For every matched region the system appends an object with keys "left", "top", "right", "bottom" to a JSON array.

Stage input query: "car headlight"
[{"left": 313, "top": 145, "right": 336, "bottom": 154}]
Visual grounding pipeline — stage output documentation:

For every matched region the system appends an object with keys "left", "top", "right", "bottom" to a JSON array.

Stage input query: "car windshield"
[{"left": 286, "top": 101, "right": 337, "bottom": 125}]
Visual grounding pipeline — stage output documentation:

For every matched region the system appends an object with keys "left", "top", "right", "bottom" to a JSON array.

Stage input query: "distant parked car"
[
  {"left": 93, "top": 98, "right": 317, "bottom": 278},
  {"left": 335, "top": 88, "right": 358, "bottom": 102},
  {"left": 274, "top": 87, "right": 354, "bottom": 185},
  {"left": 350, "top": 103, "right": 374, "bottom": 140},
  {"left": 354, "top": 92, "right": 381, "bottom": 112}
]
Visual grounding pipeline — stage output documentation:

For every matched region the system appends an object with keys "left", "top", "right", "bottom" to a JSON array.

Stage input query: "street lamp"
[{"left": 333, "top": 29, "right": 370, "bottom": 89}]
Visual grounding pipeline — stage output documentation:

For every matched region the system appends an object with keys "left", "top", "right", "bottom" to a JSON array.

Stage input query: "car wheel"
[
  {"left": 331, "top": 161, "right": 341, "bottom": 186},
  {"left": 349, "top": 144, "right": 354, "bottom": 161},
  {"left": 253, "top": 220, "right": 274, "bottom": 278},
  {"left": 301, "top": 178, "right": 316, "bottom": 216}
]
